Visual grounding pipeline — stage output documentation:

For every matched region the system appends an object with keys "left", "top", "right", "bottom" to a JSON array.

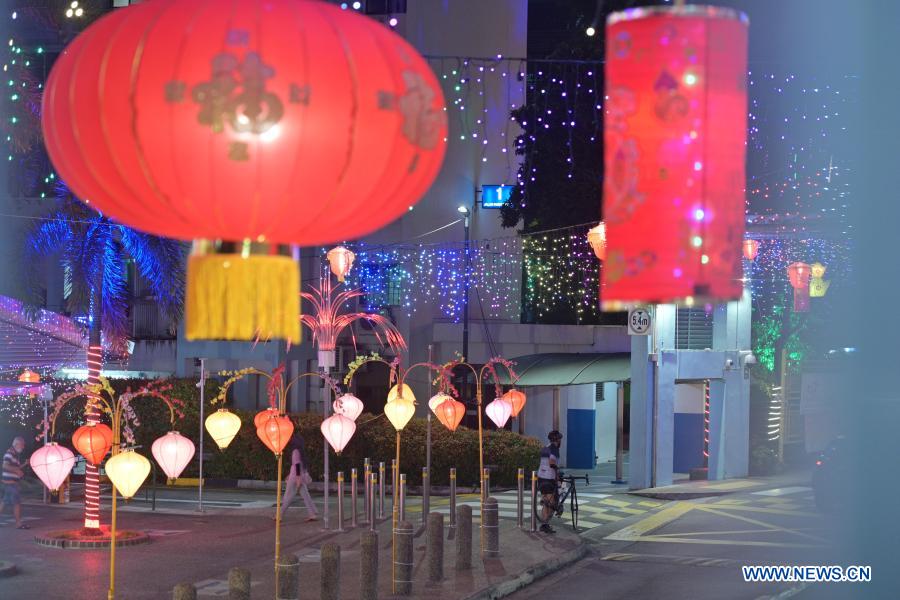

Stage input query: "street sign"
[
  {"left": 481, "top": 185, "right": 513, "bottom": 208},
  {"left": 628, "top": 308, "right": 652, "bottom": 336}
]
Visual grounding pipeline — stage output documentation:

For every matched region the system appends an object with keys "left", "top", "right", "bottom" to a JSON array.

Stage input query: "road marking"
[
  {"left": 752, "top": 486, "right": 812, "bottom": 497},
  {"left": 597, "top": 498, "right": 633, "bottom": 508},
  {"left": 602, "top": 552, "right": 736, "bottom": 567},
  {"left": 638, "top": 501, "right": 662, "bottom": 508},
  {"left": 605, "top": 501, "right": 695, "bottom": 541},
  {"left": 704, "top": 503, "right": 817, "bottom": 518},
  {"left": 694, "top": 505, "right": 829, "bottom": 544},
  {"left": 701, "top": 480, "right": 758, "bottom": 491}
]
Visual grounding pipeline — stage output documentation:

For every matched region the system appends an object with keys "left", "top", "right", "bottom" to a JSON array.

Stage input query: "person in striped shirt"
[{"left": 1, "top": 436, "right": 27, "bottom": 529}]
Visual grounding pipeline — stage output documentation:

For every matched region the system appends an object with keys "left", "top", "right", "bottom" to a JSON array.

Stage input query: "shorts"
[
  {"left": 2, "top": 483, "right": 21, "bottom": 505},
  {"left": 538, "top": 478, "right": 557, "bottom": 496}
]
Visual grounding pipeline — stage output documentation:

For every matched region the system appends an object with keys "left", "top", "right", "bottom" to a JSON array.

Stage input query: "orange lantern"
[
  {"left": 787, "top": 262, "right": 812, "bottom": 312},
  {"left": 18, "top": 369, "right": 39, "bottom": 383},
  {"left": 326, "top": 246, "right": 356, "bottom": 283},
  {"left": 742, "top": 239, "right": 759, "bottom": 261},
  {"left": 587, "top": 223, "right": 607, "bottom": 261},
  {"left": 501, "top": 389, "right": 527, "bottom": 417},
  {"left": 602, "top": 5, "right": 748, "bottom": 308},
  {"left": 72, "top": 422, "right": 113, "bottom": 466},
  {"left": 256, "top": 414, "right": 294, "bottom": 456},
  {"left": 253, "top": 407, "right": 279, "bottom": 430},
  {"left": 435, "top": 398, "right": 466, "bottom": 432}
]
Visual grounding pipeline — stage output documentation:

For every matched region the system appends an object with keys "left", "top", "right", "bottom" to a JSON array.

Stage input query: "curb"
[
  {"left": 35, "top": 531, "right": 151, "bottom": 549},
  {"left": 628, "top": 490, "right": 735, "bottom": 500},
  {"left": 462, "top": 541, "right": 589, "bottom": 600},
  {"left": 0, "top": 560, "right": 17, "bottom": 578}
]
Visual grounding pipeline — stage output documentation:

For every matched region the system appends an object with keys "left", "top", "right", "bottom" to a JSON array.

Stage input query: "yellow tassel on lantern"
[{"left": 186, "top": 240, "right": 301, "bottom": 342}]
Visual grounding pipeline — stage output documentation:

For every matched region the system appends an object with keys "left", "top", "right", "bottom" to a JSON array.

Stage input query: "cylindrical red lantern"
[
  {"left": 42, "top": 0, "right": 446, "bottom": 342},
  {"left": 256, "top": 414, "right": 294, "bottom": 456},
  {"left": 72, "top": 423, "right": 113, "bottom": 466},
  {"left": 601, "top": 6, "right": 748, "bottom": 308},
  {"left": 742, "top": 239, "right": 760, "bottom": 261},
  {"left": 787, "top": 262, "right": 812, "bottom": 312}
]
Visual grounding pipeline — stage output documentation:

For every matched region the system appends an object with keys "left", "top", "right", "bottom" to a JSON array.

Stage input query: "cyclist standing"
[{"left": 537, "top": 430, "right": 562, "bottom": 533}]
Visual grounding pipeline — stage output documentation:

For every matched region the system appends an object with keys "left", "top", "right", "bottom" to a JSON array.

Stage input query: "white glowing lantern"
[
  {"left": 321, "top": 413, "right": 357, "bottom": 454},
  {"left": 428, "top": 393, "right": 453, "bottom": 417},
  {"left": 205, "top": 408, "right": 242, "bottom": 450},
  {"left": 333, "top": 393, "right": 364, "bottom": 422},
  {"left": 587, "top": 222, "right": 607, "bottom": 260},
  {"left": 326, "top": 246, "right": 356, "bottom": 282},
  {"left": 387, "top": 383, "right": 416, "bottom": 405},
  {"left": 384, "top": 396, "right": 416, "bottom": 431},
  {"left": 485, "top": 397, "right": 512, "bottom": 429},
  {"left": 29, "top": 443, "right": 75, "bottom": 492},
  {"left": 105, "top": 449, "right": 151, "bottom": 499},
  {"left": 151, "top": 431, "right": 196, "bottom": 480}
]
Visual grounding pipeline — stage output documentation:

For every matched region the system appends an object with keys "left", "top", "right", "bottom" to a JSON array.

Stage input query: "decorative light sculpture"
[
  {"left": 151, "top": 431, "right": 196, "bottom": 480},
  {"left": 256, "top": 414, "right": 294, "bottom": 456},
  {"left": 384, "top": 395, "right": 415, "bottom": 431},
  {"left": 333, "top": 393, "right": 364, "bottom": 422},
  {"left": 72, "top": 422, "right": 113, "bottom": 465},
  {"left": 326, "top": 246, "right": 356, "bottom": 283},
  {"left": 42, "top": 0, "right": 447, "bottom": 342},
  {"left": 321, "top": 413, "right": 357, "bottom": 454},
  {"left": 29, "top": 443, "right": 76, "bottom": 492},
  {"left": 435, "top": 397, "right": 466, "bottom": 432},
  {"left": 601, "top": 5, "right": 748, "bottom": 308},
  {"left": 104, "top": 449, "right": 151, "bottom": 500},
  {"left": 501, "top": 389, "right": 527, "bottom": 417},
  {"left": 205, "top": 408, "right": 242, "bottom": 450},
  {"left": 485, "top": 397, "right": 512, "bottom": 429},
  {"left": 787, "top": 262, "right": 812, "bottom": 312},
  {"left": 742, "top": 239, "right": 760, "bottom": 261},
  {"left": 428, "top": 392, "right": 453, "bottom": 416},
  {"left": 587, "top": 223, "right": 607, "bottom": 261}
]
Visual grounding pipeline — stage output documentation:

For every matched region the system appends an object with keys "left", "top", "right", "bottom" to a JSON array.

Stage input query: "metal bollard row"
[
  {"left": 351, "top": 467, "right": 358, "bottom": 527},
  {"left": 517, "top": 467, "right": 524, "bottom": 529},
  {"left": 531, "top": 470, "right": 538, "bottom": 533},
  {"left": 379, "top": 461, "right": 386, "bottom": 519},
  {"left": 399, "top": 473, "right": 407, "bottom": 522},
  {"left": 337, "top": 471, "right": 345, "bottom": 532},
  {"left": 449, "top": 467, "right": 457, "bottom": 530}
]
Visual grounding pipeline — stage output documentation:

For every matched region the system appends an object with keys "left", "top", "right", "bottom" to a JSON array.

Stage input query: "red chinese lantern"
[
  {"left": 587, "top": 223, "right": 607, "bottom": 261},
  {"left": 601, "top": 6, "right": 748, "bottom": 308},
  {"left": 787, "top": 262, "right": 812, "bottom": 312},
  {"left": 42, "top": 0, "right": 446, "bottom": 343},
  {"left": 72, "top": 423, "right": 113, "bottom": 466},
  {"left": 436, "top": 397, "right": 466, "bottom": 432},
  {"left": 256, "top": 414, "right": 294, "bottom": 456},
  {"left": 742, "top": 239, "right": 760, "bottom": 261},
  {"left": 501, "top": 389, "right": 527, "bottom": 418},
  {"left": 326, "top": 247, "right": 356, "bottom": 283}
]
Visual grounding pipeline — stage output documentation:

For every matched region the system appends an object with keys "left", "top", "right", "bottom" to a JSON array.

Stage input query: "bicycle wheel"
[
  {"left": 570, "top": 487, "right": 579, "bottom": 530},
  {"left": 534, "top": 487, "right": 552, "bottom": 526}
]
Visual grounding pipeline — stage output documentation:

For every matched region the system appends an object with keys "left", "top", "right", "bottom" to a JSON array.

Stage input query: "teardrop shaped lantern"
[
  {"left": 205, "top": 408, "right": 242, "bottom": 450},
  {"left": 787, "top": 262, "right": 812, "bottom": 312},
  {"left": 436, "top": 398, "right": 466, "bottom": 432},
  {"left": 587, "top": 223, "right": 608, "bottom": 261},
  {"left": 485, "top": 397, "right": 512, "bottom": 429},
  {"left": 256, "top": 414, "right": 294, "bottom": 456},
  {"left": 387, "top": 383, "right": 416, "bottom": 405},
  {"left": 321, "top": 413, "right": 357, "bottom": 455},
  {"left": 384, "top": 396, "right": 416, "bottom": 432},
  {"left": 254, "top": 407, "right": 279, "bottom": 429},
  {"left": 105, "top": 450, "right": 152, "bottom": 499},
  {"left": 42, "top": 0, "right": 446, "bottom": 343},
  {"left": 29, "top": 442, "right": 76, "bottom": 492},
  {"left": 333, "top": 394, "right": 364, "bottom": 422},
  {"left": 326, "top": 246, "right": 356, "bottom": 283},
  {"left": 72, "top": 422, "right": 113, "bottom": 465},
  {"left": 501, "top": 389, "right": 527, "bottom": 417},
  {"left": 151, "top": 431, "right": 196, "bottom": 480},
  {"left": 428, "top": 393, "right": 453, "bottom": 417},
  {"left": 742, "top": 239, "right": 759, "bottom": 261}
]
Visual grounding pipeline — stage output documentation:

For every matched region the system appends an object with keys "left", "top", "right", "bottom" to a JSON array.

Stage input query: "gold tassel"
[{"left": 186, "top": 248, "right": 300, "bottom": 343}]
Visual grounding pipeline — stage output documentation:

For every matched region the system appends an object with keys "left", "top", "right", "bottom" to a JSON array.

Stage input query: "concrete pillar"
[
  {"left": 455, "top": 504, "right": 472, "bottom": 570},
  {"left": 483, "top": 497, "right": 499, "bottom": 558},
  {"left": 653, "top": 350, "right": 677, "bottom": 487},
  {"left": 173, "top": 583, "right": 197, "bottom": 600},
  {"left": 360, "top": 530, "right": 378, "bottom": 600},
  {"left": 228, "top": 568, "right": 251, "bottom": 600},
  {"left": 394, "top": 521, "right": 414, "bottom": 595},
  {"left": 426, "top": 512, "right": 444, "bottom": 583},
  {"left": 552, "top": 387, "right": 560, "bottom": 431},
  {"left": 276, "top": 554, "right": 300, "bottom": 600},
  {"left": 708, "top": 378, "right": 726, "bottom": 480},
  {"left": 629, "top": 334, "right": 653, "bottom": 490},
  {"left": 321, "top": 543, "right": 341, "bottom": 600},
  {"left": 707, "top": 370, "right": 749, "bottom": 480}
]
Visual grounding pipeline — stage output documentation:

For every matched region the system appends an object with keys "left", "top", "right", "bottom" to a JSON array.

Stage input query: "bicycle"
[{"left": 534, "top": 471, "right": 589, "bottom": 531}]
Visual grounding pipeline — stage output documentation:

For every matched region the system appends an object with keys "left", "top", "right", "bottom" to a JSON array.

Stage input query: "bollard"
[
  {"left": 276, "top": 553, "right": 300, "bottom": 600},
  {"left": 228, "top": 567, "right": 251, "bottom": 600},
  {"left": 321, "top": 543, "right": 341, "bottom": 600},
  {"left": 483, "top": 497, "right": 499, "bottom": 558},
  {"left": 399, "top": 474, "right": 407, "bottom": 522},
  {"left": 379, "top": 462, "right": 386, "bottom": 519},
  {"left": 172, "top": 583, "right": 197, "bottom": 600},
  {"left": 360, "top": 530, "right": 378, "bottom": 600},
  {"left": 369, "top": 473, "right": 377, "bottom": 531},
  {"left": 391, "top": 459, "right": 397, "bottom": 518},
  {"left": 421, "top": 467, "right": 430, "bottom": 526},
  {"left": 530, "top": 471, "right": 538, "bottom": 533},
  {"left": 351, "top": 468, "right": 358, "bottom": 527},
  {"left": 517, "top": 468, "right": 524, "bottom": 529},
  {"left": 394, "top": 520, "right": 414, "bottom": 595},
  {"left": 364, "top": 458, "right": 371, "bottom": 525},
  {"left": 482, "top": 468, "right": 490, "bottom": 502},
  {"left": 455, "top": 504, "right": 472, "bottom": 571},
  {"left": 426, "top": 512, "right": 444, "bottom": 583},
  {"left": 449, "top": 468, "right": 457, "bottom": 530},
  {"left": 337, "top": 472, "right": 345, "bottom": 532}
]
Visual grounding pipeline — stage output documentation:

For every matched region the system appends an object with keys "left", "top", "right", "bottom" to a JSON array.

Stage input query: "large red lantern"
[
  {"left": 787, "top": 262, "right": 812, "bottom": 312},
  {"left": 72, "top": 423, "right": 113, "bottom": 466},
  {"left": 42, "top": 0, "right": 446, "bottom": 343},
  {"left": 601, "top": 6, "right": 748, "bottom": 308}
]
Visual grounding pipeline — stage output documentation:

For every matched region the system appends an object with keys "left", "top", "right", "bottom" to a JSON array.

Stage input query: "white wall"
[
  {"left": 595, "top": 382, "right": 618, "bottom": 463},
  {"left": 522, "top": 383, "right": 595, "bottom": 468}
]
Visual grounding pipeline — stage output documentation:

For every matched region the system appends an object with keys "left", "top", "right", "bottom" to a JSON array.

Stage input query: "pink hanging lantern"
[
  {"left": 787, "top": 262, "right": 812, "bottom": 312},
  {"left": 326, "top": 246, "right": 356, "bottom": 283},
  {"left": 485, "top": 397, "right": 512, "bottom": 429},
  {"left": 321, "top": 413, "right": 357, "bottom": 454},
  {"left": 333, "top": 393, "right": 364, "bottom": 422},
  {"left": 29, "top": 442, "right": 76, "bottom": 492},
  {"left": 151, "top": 431, "right": 196, "bottom": 480}
]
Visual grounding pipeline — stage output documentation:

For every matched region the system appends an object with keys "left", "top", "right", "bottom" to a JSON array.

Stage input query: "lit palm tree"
[{"left": 25, "top": 183, "right": 185, "bottom": 533}]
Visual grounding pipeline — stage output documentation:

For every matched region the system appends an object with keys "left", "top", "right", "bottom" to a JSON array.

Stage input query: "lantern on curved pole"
[
  {"left": 333, "top": 393, "right": 364, "bottom": 422},
  {"left": 30, "top": 443, "right": 76, "bottom": 492},
  {"left": 321, "top": 414, "right": 356, "bottom": 455},
  {"left": 326, "top": 246, "right": 356, "bottom": 283},
  {"left": 436, "top": 397, "right": 466, "bottom": 432},
  {"left": 485, "top": 397, "right": 512, "bottom": 429},
  {"left": 151, "top": 431, "right": 196, "bottom": 480},
  {"left": 72, "top": 422, "right": 113, "bottom": 466},
  {"left": 787, "top": 262, "right": 812, "bottom": 312},
  {"left": 428, "top": 392, "right": 454, "bottom": 416},
  {"left": 256, "top": 414, "right": 295, "bottom": 456},
  {"left": 254, "top": 407, "right": 279, "bottom": 429},
  {"left": 205, "top": 409, "right": 242, "bottom": 450},
  {"left": 42, "top": 0, "right": 447, "bottom": 343},
  {"left": 105, "top": 450, "right": 151, "bottom": 500},
  {"left": 501, "top": 389, "right": 527, "bottom": 418}
]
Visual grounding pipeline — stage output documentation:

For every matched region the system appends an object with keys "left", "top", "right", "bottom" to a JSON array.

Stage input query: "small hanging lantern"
[
  {"left": 384, "top": 395, "right": 415, "bottom": 431},
  {"left": 326, "top": 246, "right": 356, "bottom": 283},
  {"left": 809, "top": 262, "right": 830, "bottom": 298},
  {"left": 435, "top": 397, "right": 466, "bottom": 432},
  {"left": 151, "top": 431, "right": 196, "bottom": 480},
  {"left": 18, "top": 369, "right": 40, "bottom": 383},
  {"left": 587, "top": 223, "right": 608, "bottom": 261},
  {"left": 205, "top": 408, "right": 242, "bottom": 450},
  {"left": 485, "top": 397, "right": 512, "bottom": 429},
  {"left": 29, "top": 443, "right": 76, "bottom": 492},
  {"left": 387, "top": 383, "right": 416, "bottom": 405},
  {"left": 105, "top": 449, "right": 151, "bottom": 499},
  {"left": 72, "top": 422, "right": 113, "bottom": 465},
  {"left": 256, "top": 414, "right": 294, "bottom": 456},
  {"left": 321, "top": 413, "right": 357, "bottom": 454},
  {"left": 333, "top": 394, "right": 365, "bottom": 422},
  {"left": 253, "top": 407, "right": 279, "bottom": 430},
  {"left": 428, "top": 392, "right": 454, "bottom": 417},
  {"left": 787, "top": 262, "right": 812, "bottom": 312},
  {"left": 742, "top": 239, "right": 759, "bottom": 261},
  {"left": 501, "top": 389, "right": 527, "bottom": 417}
]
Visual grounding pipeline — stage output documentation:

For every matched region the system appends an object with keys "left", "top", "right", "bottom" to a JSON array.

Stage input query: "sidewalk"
[{"left": 628, "top": 468, "right": 813, "bottom": 500}]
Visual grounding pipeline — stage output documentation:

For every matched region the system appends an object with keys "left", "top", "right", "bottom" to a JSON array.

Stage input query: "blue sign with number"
[{"left": 482, "top": 185, "right": 513, "bottom": 208}]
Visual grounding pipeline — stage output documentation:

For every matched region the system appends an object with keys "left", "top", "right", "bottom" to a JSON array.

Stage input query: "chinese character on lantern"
[{"left": 787, "top": 262, "right": 812, "bottom": 312}]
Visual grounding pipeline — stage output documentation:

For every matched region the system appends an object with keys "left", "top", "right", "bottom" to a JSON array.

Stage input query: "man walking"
[{"left": 1, "top": 436, "right": 28, "bottom": 529}]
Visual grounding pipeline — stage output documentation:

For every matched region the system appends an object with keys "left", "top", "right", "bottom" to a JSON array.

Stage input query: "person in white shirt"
[{"left": 279, "top": 434, "right": 318, "bottom": 522}]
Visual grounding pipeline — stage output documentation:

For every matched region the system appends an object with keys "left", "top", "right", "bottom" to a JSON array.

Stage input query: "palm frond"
[{"left": 119, "top": 227, "right": 186, "bottom": 320}]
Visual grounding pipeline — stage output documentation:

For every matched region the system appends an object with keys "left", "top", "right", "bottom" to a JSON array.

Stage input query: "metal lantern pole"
[{"left": 197, "top": 358, "right": 206, "bottom": 512}]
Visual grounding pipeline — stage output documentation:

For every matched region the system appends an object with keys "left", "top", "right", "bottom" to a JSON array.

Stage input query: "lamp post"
[{"left": 457, "top": 205, "right": 471, "bottom": 363}]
